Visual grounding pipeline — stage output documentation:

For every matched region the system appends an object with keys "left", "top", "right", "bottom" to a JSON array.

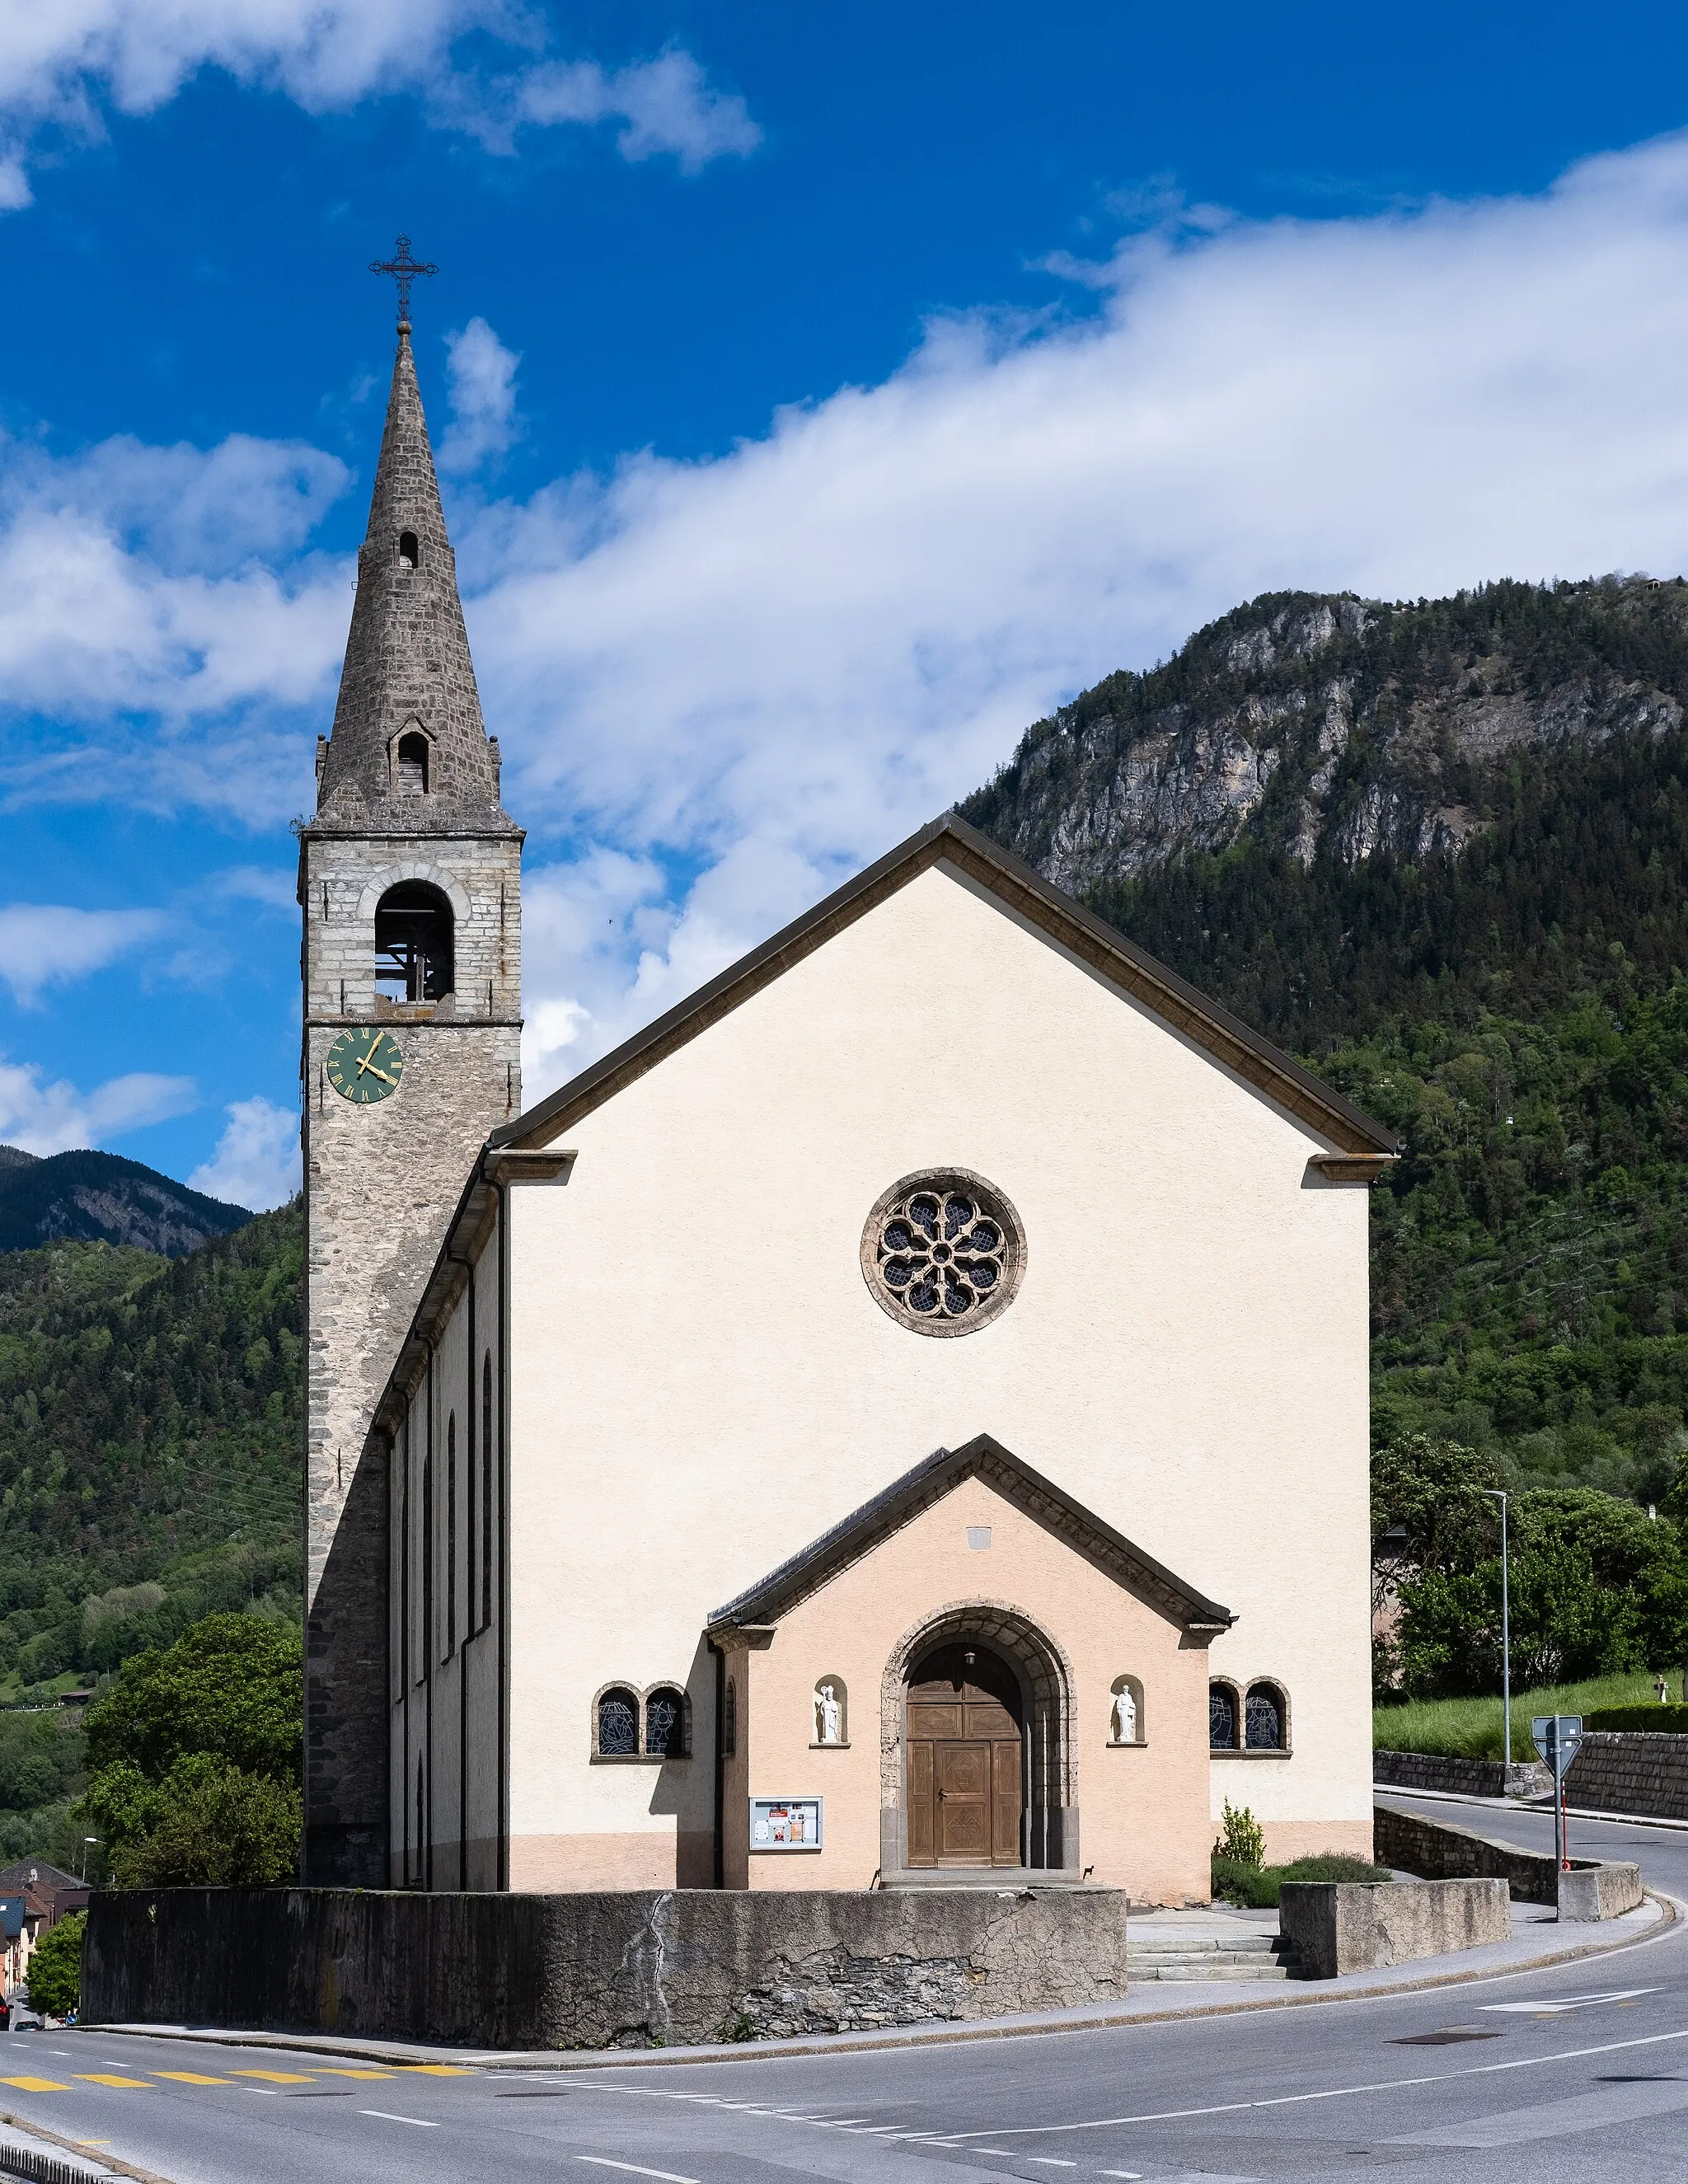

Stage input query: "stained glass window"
[
  {"left": 598, "top": 1688, "right": 638, "bottom": 1756},
  {"left": 1245, "top": 1685, "right": 1285, "bottom": 1750},
  {"left": 645, "top": 1687, "right": 686, "bottom": 1758},
  {"left": 862, "top": 1170, "right": 1025, "bottom": 1338},
  {"left": 1209, "top": 1683, "right": 1237, "bottom": 1751}
]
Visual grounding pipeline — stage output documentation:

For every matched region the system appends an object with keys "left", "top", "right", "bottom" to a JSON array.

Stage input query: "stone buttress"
[{"left": 298, "top": 316, "right": 523, "bottom": 1884}]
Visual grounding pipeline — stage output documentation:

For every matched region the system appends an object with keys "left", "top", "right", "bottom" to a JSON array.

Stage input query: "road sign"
[{"left": 1531, "top": 1714, "right": 1583, "bottom": 1779}]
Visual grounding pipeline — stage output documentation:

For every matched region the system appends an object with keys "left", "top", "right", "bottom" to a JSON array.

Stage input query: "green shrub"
[
  {"left": 26, "top": 1910, "right": 83, "bottom": 2018},
  {"left": 1585, "top": 1705, "right": 1688, "bottom": 1733},
  {"left": 1211, "top": 1853, "right": 1392, "bottom": 1910},
  {"left": 1214, "top": 1798, "right": 1264, "bottom": 1868}
]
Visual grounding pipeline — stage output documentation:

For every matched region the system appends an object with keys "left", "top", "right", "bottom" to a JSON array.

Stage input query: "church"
[{"left": 301, "top": 297, "right": 1397, "bottom": 1903}]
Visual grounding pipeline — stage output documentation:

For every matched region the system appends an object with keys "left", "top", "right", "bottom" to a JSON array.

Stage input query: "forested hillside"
[
  {"left": 0, "top": 1204, "right": 301, "bottom": 1855},
  {"left": 966, "top": 576, "right": 1688, "bottom": 1508}
]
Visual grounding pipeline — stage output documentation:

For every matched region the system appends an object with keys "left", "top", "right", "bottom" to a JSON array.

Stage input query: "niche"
[
  {"left": 812, "top": 1675, "right": 848, "bottom": 1747},
  {"left": 1108, "top": 1674, "right": 1144, "bottom": 1746}
]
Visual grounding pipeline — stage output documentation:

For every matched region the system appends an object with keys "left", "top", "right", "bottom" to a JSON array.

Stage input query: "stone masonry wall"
[
  {"left": 1374, "top": 1750, "right": 1550, "bottom": 1799},
  {"left": 84, "top": 1886, "right": 1132, "bottom": 2050},
  {"left": 1564, "top": 1731, "right": 1688, "bottom": 1820},
  {"left": 302, "top": 827, "right": 522, "bottom": 1883}
]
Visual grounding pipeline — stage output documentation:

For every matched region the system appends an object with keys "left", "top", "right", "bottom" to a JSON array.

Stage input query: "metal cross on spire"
[{"left": 369, "top": 233, "right": 438, "bottom": 330}]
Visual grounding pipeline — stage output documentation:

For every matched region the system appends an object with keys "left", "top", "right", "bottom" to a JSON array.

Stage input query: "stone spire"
[{"left": 315, "top": 328, "right": 511, "bottom": 829}]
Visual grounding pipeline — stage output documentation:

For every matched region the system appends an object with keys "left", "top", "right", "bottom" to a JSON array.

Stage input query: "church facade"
[{"left": 303, "top": 316, "right": 1397, "bottom": 1900}]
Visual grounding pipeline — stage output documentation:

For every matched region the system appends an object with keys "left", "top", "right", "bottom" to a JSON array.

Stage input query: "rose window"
[{"left": 860, "top": 1169, "right": 1025, "bottom": 1338}]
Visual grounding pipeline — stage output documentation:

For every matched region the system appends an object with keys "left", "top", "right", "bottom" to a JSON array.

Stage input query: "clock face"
[{"left": 326, "top": 1026, "right": 404, "bottom": 1105}]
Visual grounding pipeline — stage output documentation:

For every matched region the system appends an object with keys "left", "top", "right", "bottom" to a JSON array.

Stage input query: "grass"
[{"left": 1373, "top": 1671, "right": 1668, "bottom": 1761}]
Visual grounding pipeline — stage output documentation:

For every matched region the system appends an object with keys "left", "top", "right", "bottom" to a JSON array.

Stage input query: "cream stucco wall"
[{"left": 502, "top": 859, "right": 1374, "bottom": 1889}]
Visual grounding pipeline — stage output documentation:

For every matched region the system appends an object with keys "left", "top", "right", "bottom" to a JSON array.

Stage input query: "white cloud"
[
  {"left": 438, "top": 318, "right": 522, "bottom": 477},
  {"left": 0, "top": 1057, "right": 195, "bottom": 1155},
  {"left": 452, "top": 129, "right": 1688, "bottom": 1099},
  {"left": 188, "top": 1094, "right": 299, "bottom": 1211},
  {"left": 0, "top": 902, "right": 167, "bottom": 1004},
  {"left": 511, "top": 48, "right": 761, "bottom": 172},
  {"left": 0, "top": 3, "right": 757, "bottom": 204}
]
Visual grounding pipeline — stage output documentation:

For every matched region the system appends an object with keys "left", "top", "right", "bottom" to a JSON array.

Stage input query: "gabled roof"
[
  {"left": 493, "top": 810, "right": 1396, "bottom": 1156},
  {"left": 706, "top": 1432, "right": 1235, "bottom": 1637}
]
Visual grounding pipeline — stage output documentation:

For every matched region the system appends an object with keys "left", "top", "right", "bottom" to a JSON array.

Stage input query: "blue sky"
[{"left": 8, "top": 2, "right": 1688, "bottom": 1207}]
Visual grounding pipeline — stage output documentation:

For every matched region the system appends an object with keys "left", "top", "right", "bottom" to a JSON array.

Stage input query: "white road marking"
[
  {"left": 1389, "top": 2079, "right": 1688, "bottom": 2148},
  {"left": 357, "top": 2109, "right": 438, "bottom": 2127},
  {"left": 940, "top": 2022, "right": 1688, "bottom": 2138},
  {"left": 1028, "top": 2162, "right": 1078, "bottom": 2168},
  {"left": 1099, "top": 2172, "right": 1144, "bottom": 2179},
  {"left": 575, "top": 2162, "right": 700, "bottom": 2183},
  {"left": 1482, "top": 1990, "right": 1658, "bottom": 2014}
]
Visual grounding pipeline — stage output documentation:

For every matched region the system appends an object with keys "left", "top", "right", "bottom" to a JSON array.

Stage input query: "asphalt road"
[{"left": 11, "top": 1810, "right": 1688, "bottom": 2184}]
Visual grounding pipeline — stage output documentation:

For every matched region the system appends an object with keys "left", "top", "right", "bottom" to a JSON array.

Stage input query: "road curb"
[
  {"left": 84, "top": 1892, "right": 1680, "bottom": 2072},
  {"left": 1378, "top": 1785, "right": 1688, "bottom": 1833}
]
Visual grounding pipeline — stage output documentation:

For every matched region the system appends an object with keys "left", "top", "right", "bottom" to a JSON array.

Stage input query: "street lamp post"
[{"left": 1483, "top": 1489, "right": 1512, "bottom": 1783}]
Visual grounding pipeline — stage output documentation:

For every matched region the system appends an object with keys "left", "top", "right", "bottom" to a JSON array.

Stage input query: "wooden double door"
[{"left": 906, "top": 1643, "right": 1024, "bottom": 1868}]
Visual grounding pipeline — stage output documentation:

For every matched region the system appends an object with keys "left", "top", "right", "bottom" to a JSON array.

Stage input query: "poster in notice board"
[{"left": 750, "top": 1796, "right": 823, "bottom": 1849}]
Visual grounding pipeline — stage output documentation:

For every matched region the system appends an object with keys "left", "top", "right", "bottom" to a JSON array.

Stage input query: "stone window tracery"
[{"left": 860, "top": 1169, "right": 1025, "bottom": 1337}]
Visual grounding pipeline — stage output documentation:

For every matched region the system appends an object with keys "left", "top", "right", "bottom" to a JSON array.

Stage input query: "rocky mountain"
[
  {"left": 965, "top": 575, "right": 1688, "bottom": 1047},
  {"left": 0, "top": 1148, "right": 251, "bottom": 1258},
  {"left": 965, "top": 575, "right": 1688, "bottom": 1508}
]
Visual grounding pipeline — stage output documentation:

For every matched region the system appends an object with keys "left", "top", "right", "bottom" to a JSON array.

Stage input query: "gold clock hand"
[
  {"left": 357, "top": 1058, "right": 395, "bottom": 1085},
  {"left": 353, "top": 1040, "right": 390, "bottom": 1078}
]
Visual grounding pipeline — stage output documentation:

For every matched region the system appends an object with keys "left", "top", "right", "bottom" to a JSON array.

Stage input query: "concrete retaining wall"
[
  {"left": 1564, "top": 1732, "right": 1688, "bottom": 1821},
  {"left": 83, "top": 1886, "right": 1131, "bottom": 2050},
  {"left": 1279, "top": 1878, "right": 1509, "bottom": 1979},
  {"left": 1373, "top": 1750, "right": 1550, "bottom": 1799},
  {"left": 1376, "top": 1802, "right": 1643, "bottom": 1918}
]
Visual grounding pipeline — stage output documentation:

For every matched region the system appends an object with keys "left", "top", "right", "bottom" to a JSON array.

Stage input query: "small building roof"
[{"left": 706, "top": 1432, "right": 1236, "bottom": 1638}]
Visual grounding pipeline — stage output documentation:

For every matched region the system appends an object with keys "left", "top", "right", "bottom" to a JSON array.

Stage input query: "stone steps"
[{"left": 1128, "top": 1933, "right": 1303, "bottom": 1981}]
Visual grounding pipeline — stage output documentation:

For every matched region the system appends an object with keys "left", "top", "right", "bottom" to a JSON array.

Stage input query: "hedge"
[{"left": 1583, "top": 1705, "right": 1688, "bottom": 1733}]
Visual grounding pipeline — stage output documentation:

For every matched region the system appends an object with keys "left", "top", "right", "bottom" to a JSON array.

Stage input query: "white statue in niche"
[
  {"left": 815, "top": 1683, "right": 844, "bottom": 1745},
  {"left": 1111, "top": 1685, "right": 1137, "bottom": 1746}
]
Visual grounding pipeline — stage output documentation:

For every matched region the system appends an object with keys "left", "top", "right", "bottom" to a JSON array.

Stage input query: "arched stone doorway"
[{"left": 882, "top": 1601, "right": 1076, "bottom": 1873}]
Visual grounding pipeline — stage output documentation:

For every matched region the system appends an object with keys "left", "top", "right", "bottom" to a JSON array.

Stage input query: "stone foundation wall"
[
  {"left": 1564, "top": 1732, "right": 1688, "bottom": 1821},
  {"left": 83, "top": 1886, "right": 1130, "bottom": 2050}
]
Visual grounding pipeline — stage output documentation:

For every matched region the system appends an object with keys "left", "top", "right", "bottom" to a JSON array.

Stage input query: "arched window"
[
  {"left": 1245, "top": 1681, "right": 1287, "bottom": 1751},
  {"left": 375, "top": 881, "right": 453, "bottom": 1002},
  {"left": 645, "top": 1685, "right": 688, "bottom": 1758},
  {"left": 395, "top": 729, "right": 429, "bottom": 794},
  {"left": 596, "top": 1686, "right": 639, "bottom": 1757},
  {"left": 1209, "top": 1680, "right": 1239, "bottom": 1752},
  {"left": 481, "top": 1351, "right": 494, "bottom": 1631},
  {"left": 399, "top": 529, "right": 419, "bottom": 569}
]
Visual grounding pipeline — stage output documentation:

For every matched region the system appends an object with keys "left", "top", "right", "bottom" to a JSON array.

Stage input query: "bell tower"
[{"left": 299, "top": 250, "right": 523, "bottom": 1883}]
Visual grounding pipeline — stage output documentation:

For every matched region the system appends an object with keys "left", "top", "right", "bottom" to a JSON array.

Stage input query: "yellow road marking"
[
  {"left": 316, "top": 2068, "right": 394, "bottom": 2079},
  {"left": 232, "top": 2069, "right": 315, "bottom": 2083},
  {"left": 75, "top": 2074, "right": 151, "bottom": 2089},
  {"left": 397, "top": 2064, "right": 474, "bottom": 2076},
  {"left": 0, "top": 2077, "right": 68, "bottom": 2092},
  {"left": 152, "top": 2071, "right": 233, "bottom": 2086}
]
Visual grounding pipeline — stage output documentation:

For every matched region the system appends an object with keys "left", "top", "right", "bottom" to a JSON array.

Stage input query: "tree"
[
  {"left": 84, "top": 1615, "right": 301, "bottom": 1785},
  {"left": 77, "top": 1614, "right": 302, "bottom": 1886},
  {"left": 26, "top": 1911, "right": 83, "bottom": 2018}
]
